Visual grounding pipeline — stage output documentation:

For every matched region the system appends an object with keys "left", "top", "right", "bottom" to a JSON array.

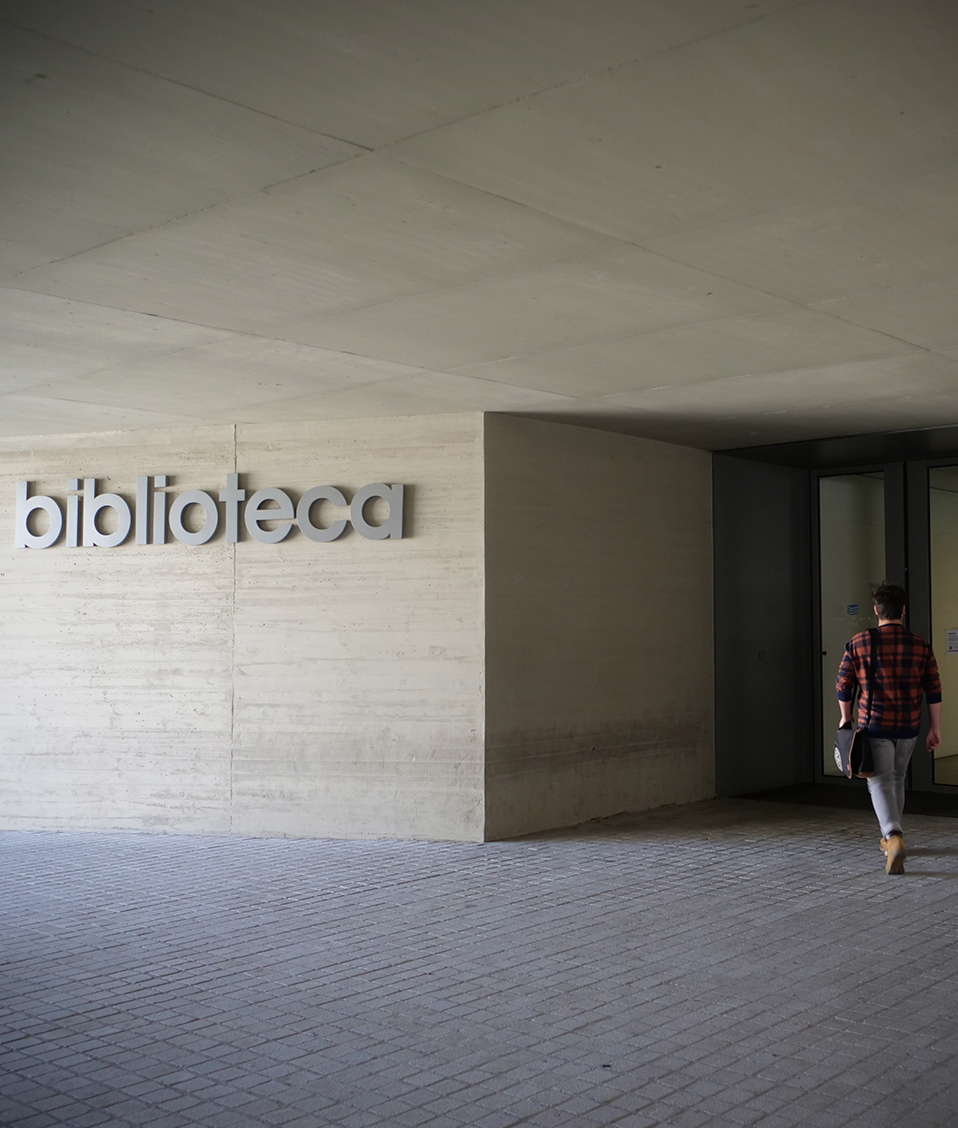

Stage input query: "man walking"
[{"left": 836, "top": 583, "right": 941, "bottom": 875}]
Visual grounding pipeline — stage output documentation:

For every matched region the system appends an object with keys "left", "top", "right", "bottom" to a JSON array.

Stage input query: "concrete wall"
[
  {"left": 483, "top": 416, "right": 714, "bottom": 839},
  {"left": 229, "top": 416, "right": 485, "bottom": 840},
  {"left": 0, "top": 414, "right": 485, "bottom": 841},
  {"left": 1, "top": 425, "right": 236, "bottom": 835},
  {"left": 1, "top": 411, "right": 713, "bottom": 842}
]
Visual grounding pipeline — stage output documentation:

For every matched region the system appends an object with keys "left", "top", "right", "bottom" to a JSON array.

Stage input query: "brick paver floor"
[{"left": 2, "top": 798, "right": 958, "bottom": 1128}]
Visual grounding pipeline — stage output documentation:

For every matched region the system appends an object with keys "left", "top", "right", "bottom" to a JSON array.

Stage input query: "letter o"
[
  {"left": 297, "top": 486, "right": 348, "bottom": 542},
  {"left": 169, "top": 490, "right": 219, "bottom": 546}
]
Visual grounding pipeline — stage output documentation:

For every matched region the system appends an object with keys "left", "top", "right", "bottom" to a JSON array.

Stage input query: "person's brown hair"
[{"left": 873, "top": 583, "right": 906, "bottom": 620}]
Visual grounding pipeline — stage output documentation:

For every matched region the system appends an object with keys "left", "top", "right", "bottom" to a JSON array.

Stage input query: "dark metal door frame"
[
  {"left": 811, "top": 463, "right": 887, "bottom": 787},
  {"left": 811, "top": 458, "right": 958, "bottom": 792}
]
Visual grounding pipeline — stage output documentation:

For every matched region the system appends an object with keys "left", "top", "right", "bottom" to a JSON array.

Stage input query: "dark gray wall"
[{"left": 713, "top": 455, "right": 813, "bottom": 795}]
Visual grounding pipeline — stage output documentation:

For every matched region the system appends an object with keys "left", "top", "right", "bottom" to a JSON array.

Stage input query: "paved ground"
[{"left": 2, "top": 799, "right": 958, "bottom": 1128}]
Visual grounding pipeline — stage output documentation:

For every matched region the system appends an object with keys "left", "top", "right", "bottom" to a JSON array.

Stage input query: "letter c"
[{"left": 297, "top": 486, "right": 348, "bottom": 542}]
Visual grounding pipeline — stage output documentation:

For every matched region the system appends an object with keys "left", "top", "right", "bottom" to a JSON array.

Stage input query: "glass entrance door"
[
  {"left": 818, "top": 473, "right": 885, "bottom": 776},
  {"left": 929, "top": 466, "right": 958, "bottom": 787}
]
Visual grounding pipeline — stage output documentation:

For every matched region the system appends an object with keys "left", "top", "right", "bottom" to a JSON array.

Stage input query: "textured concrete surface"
[
  {"left": 2, "top": 413, "right": 718, "bottom": 842},
  {"left": 3, "top": 798, "right": 958, "bottom": 1128},
  {"left": 3, "top": 4, "right": 958, "bottom": 449},
  {"left": 484, "top": 416, "right": 713, "bottom": 838},
  {"left": 0, "top": 415, "right": 485, "bottom": 842}
]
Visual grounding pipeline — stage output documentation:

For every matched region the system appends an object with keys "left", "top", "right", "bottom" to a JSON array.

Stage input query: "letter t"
[{"left": 219, "top": 473, "right": 246, "bottom": 543}]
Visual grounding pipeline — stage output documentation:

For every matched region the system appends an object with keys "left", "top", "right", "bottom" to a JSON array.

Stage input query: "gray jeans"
[{"left": 866, "top": 735, "right": 918, "bottom": 838}]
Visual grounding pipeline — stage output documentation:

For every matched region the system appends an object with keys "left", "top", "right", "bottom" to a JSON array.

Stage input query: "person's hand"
[{"left": 927, "top": 727, "right": 942, "bottom": 750}]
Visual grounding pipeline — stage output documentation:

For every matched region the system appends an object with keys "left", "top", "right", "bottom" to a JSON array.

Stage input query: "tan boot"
[
  {"left": 884, "top": 833, "right": 906, "bottom": 875},
  {"left": 880, "top": 835, "right": 907, "bottom": 858}
]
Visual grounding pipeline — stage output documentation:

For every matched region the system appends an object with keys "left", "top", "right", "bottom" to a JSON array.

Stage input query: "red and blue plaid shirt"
[{"left": 836, "top": 623, "right": 941, "bottom": 738}]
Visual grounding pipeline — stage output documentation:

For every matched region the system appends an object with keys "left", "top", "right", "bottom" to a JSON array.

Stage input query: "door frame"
[
  {"left": 811, "top": 463, "right": 889, "bottom": 787},
  {"left": 909, "top": 456, "right": 958, "bottom": 791},
  {"left": 812, "top": 458, "right": 958, "bottom": 792}
]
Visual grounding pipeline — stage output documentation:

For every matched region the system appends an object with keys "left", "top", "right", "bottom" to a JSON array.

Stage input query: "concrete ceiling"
[{"left": 1, "top": 0, "right": 957, "bottom": 450}]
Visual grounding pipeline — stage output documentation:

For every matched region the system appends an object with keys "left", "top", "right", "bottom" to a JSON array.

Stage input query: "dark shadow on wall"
[{"left": 713, "top": 455, "right": 814, "bottom": 795}]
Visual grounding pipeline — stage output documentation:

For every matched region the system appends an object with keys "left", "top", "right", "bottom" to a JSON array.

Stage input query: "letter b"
[
  {"left": 83, "top": 479, "right": 132, "bottom": 548},
  {"left": 15, "top": 481, "right": 63, "bottom": 549}
]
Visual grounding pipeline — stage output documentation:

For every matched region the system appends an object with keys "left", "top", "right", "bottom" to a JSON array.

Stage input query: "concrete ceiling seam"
[
  {"left": 0, "top": 16, "right": 377, "bottom": 152},
  {"left": 1, "top": 0, "right": 956, "bottom": 447}
]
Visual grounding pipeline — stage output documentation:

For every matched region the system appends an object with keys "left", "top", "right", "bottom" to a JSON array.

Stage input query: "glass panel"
[
  {"left": 819, "top": 474, "right": 885, "bottom": 776},
  {"left": 930, "top": 466, "right": 958, "bottom": 786}
]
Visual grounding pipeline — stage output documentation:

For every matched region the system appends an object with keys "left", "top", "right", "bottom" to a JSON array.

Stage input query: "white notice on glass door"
[{"left": 947, "top": 630, "right": 958, "bottom": 654}]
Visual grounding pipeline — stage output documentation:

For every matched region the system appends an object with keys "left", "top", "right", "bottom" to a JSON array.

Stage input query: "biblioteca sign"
[{"left": 15, "top": 475, "right": 404, "bottom": 549}]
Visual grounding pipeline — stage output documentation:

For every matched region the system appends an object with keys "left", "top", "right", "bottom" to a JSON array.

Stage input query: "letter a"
[{"left": 350, "top": 484, "right": 404, "bottom": 540}]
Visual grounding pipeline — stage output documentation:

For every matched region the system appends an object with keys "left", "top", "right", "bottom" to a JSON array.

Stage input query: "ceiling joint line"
[
  {"left": 3, "top": 152, "right": 370, "bottom": 282},
  {"left": 374, "top": 0, "right": 819, "bottom": 151},
  {"left": 0, "top": 17, "right": 375, "bottom": 151}
]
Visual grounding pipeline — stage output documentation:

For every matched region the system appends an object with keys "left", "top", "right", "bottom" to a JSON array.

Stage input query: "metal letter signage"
[
  {"left": 82, "top": 478, "right": 132, "bottom": 548},
  {"left": 14, "top": 474, "right": 405, "bottom": 549},
  {"left": 15, "top": 481, "right": 62, "bottom": 549}
]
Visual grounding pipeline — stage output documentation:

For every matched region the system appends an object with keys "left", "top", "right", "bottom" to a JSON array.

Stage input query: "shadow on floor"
[{"left": 738, "top": 781, "right": 958, "bottom": 818}]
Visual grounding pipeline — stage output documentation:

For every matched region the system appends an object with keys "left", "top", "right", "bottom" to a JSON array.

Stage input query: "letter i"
[
  {"left": 66, "top": 479, "right": 80, "bottom": 547},
  {"left": 152, "top": 476, "right": 167, "bottom": 544}
]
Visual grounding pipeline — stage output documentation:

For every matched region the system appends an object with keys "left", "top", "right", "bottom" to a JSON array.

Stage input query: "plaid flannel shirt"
[{"left": 836, "top": 623, "right": 941, "bottom": 738}]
